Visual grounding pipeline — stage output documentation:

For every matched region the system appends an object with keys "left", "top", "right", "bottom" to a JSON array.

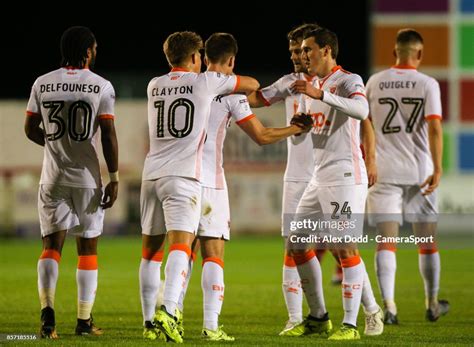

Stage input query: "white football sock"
[
  {"left": 375, "top": 250, "right": 397, "bottom": 314},
  {"left": 341, "top": 256, "right": 364, "bottom": 327},
  {"left": 139, "top": 250, "right": 163, "bottom": 323},
  {"left": 162, "top": 244, "right": 191, "bottom": 315},
  {"left": 177, "top": 255, "right": 194, "bottom": 312},
  {"left": 295, "top": 251, "right": 326, "bottom": 319},
  {"left": 37, "top": 250, "right": 61, "bottom": 309},
  {"left": 282, "top": 255, "right": 303, "bottom": 322},
  {"left": 419, "top": 251, "right": 440, "bottom": 309},
  {"left": 202, "top": 258, "right": 224, "bottom": 331},
  {"left": 77, "top": 255, "right": 98, "bottom": 320},
  {"left": 360, "top": 261, "right": 379, "bottom": 314}
]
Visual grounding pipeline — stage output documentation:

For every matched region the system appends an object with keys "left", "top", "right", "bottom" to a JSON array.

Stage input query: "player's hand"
[
  {"left": 291, "top": 113, "right": 313, "bottom": 132},
  {"left": 366, "top": 160, "right": 377, "bottom": 187},
  {"left": 101, "top": 181, "right": 118, "bottom": 209},
  {"left": 420, "top": 171, "right": 442, "bottom": 195},
  {"left": 290, "top": 80, "right": 323, "bottom": 100}
]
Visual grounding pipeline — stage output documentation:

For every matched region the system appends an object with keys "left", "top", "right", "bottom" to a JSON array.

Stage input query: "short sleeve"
[
  {"left": 343, "top": 74, "right": 366, "bottom": 99},
  {"left": 97, "top": 81, "right": 115, "bottom": 120},
  {"left": 229, "top": 96, "right": 255, "bottom": 125},
  {"left": 26, "top": 80, "right": 40, "bottom": 116},
  {"left": 206, "top": 72, "right": 238, "bottom": 95},
  {"left": 424, "top": 78, "right": 442, "bottom": 120},
  {"left": 260, "top": 76, "right": 291, "bottom": 105}
]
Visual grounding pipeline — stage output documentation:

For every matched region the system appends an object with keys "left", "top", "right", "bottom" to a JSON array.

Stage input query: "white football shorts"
[
  {"left": 281, "top": 180, "right": 310, "bottom": 237},
  {"left": 367, "top": 182, "right": 438, "bottom": 226},
  {"left": 140, "top": 176, "right": 201, "bottom": 235},
  {"left": 291, "top": 183, "right": 367, "bottom": 236},
  {"left": 197, "top": 186, "right": 230, "bottom": 240},
  {"left": 38, "top": 184, "right": 104, "bottom": 238}
]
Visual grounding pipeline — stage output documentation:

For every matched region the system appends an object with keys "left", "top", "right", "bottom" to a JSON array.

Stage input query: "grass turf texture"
[{"left": 0, "top": 235, "right": 473, "bottom": 346}]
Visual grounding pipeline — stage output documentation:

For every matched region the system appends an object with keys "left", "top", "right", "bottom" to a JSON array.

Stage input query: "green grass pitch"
[{"left": 0, "top": 235, "right": 473, "bottom": 346}]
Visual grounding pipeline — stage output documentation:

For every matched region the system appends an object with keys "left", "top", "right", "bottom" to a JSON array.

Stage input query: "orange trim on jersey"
[
  {"left": 63, "top": 66, "right": 89, "bottom": 70},
  {"left": 349, "top": 92, "right": 366, "bottom": 99},
  {"left": 142, "top": 248, "right": 164, "bottom": 262},
  {"left": 191, "top": 252, "right": 197, "bottom": 262},
  {"left": 39, "top": 249, "right": 61, "bottom": 263},
  {"left": 170, "top": 67, "right": 190, "bottom": 72},
  {"left": 392, "top": 65, "right": 417, "bottom": 70},
  {"left": 377, "top": 243, "right": 397, "bottom": 252},
  {"left": 257, "top": 90, "right": 271, "bottom": 106},
  {"left": 236, "top": 114, "right": 256, "bottom": 125},
  {"left": 232, "top": 75, "right": 241, "bottom": 94},
  {"left": 304, "top": 73, "right": 314, "bottom": 82},
  {"left": 293, "top": 250, "right": 316, "bottom": 265},
  {"left": 425, "top": 114, "right": 442, "bottom": 121},
  {"left": 284, "top": 254, "right": 297, "bottom": 267},
  {"left": 203, "top": 257, "right": 224, "bottom": 268},
  {"left": 98, "top": 114, "right": 115, "bottom": 120},
  {"left": 26, "top": 110, "right": 40, "bottom": 117},
  {"left": 340, "top": 255, "right": 361, "bottom": 268},
  {"left": 169, "top": 243, "right": 192, "bottom": 257},
  {"left": 319, "top": 65, "right": 342, "bottom": 88},
  {"left": 77, "top": 255, "right": 98, "bottom": 270}
]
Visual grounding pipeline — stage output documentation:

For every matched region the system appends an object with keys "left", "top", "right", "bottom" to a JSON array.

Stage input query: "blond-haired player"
[
  {"left": 366, "top": 29, "right": 448, "bottom": 324},
  {"left": 138, "top": 31, "right": 259, "bottom": 343},
  {"left": 25, "top": 26, "right": 119, "bottom": 339}
]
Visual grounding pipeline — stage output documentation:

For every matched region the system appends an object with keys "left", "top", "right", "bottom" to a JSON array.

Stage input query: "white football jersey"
[
  {"left": 304, "top": 66, "right": 368, "bottom": 186},
  {"left": 26, "top": 68, "right": 115, "bottom": 188},
  {"left": 260, "top": 73, "right": 316, "bottom": 182},
  {"left": 366, "top": 66, "right": 442, "bottom": 184},
  {"left": 201, "top": 94, "right": 254, "bottom": 189},
  {"left": 142, "top": 69, "right": 238, "bottom": 181}
]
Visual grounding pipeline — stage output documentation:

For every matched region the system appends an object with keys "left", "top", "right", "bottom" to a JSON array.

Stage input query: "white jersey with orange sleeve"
[
  {"left": 201, "top": 94, "right": 254, "bottom": 189},
  {"left": 305, "top": 66, "right": 368, "bottom": 186},
  {"left": 259, "top": 73, "right": 316, "bottom": 182},
  {"left": 366, "top": 66, "right": 442, "bottom": 185},
  {"left": 142, "top": 69, "right": 238, "bottom": 182},
  {"left": 26, "top": 67, "right": 115, "bottom": 188}
]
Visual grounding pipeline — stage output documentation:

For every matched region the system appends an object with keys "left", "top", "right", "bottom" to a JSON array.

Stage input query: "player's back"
[
  {"left": 143, "top": 69, "right": 237, "bottom": 181},
  {"left": 366, "top": 66, "right": 442, "bottom": 184},
  {"left": 27, "top": 67, "right": 115, "bottom": 188},
  {"left": 201, "top": 94, "right": 254, "bottom": 189}
]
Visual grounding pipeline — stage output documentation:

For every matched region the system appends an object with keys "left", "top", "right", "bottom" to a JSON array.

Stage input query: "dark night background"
[{"left": 3, "top": 2, "right": 370, "bottom": 99}]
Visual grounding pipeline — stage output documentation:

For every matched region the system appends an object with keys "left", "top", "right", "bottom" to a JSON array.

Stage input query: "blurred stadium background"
[{"left": 1, "top": 0, "right": 472, "bottom": 236}]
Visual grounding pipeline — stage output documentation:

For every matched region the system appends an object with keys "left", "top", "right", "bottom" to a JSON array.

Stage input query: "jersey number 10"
[{"left": 154, "top": 98, "right": 195, "bottom": 138}]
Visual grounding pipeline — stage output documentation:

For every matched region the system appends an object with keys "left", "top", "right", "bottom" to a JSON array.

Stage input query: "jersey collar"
[
  {"left": 319, "top": 65, "right": 342, "bottom": 88},
  {"left": 391, "top": 64, "right": 417, "bottom": 70},
  {"left": 170, "top": 67, "right": 190, "bottom": 72}
]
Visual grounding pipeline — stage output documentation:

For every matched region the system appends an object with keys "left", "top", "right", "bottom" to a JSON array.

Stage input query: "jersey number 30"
[
  {"left": 378, "top": 97, "right": 424, "bottom": 134},
  {"left": 42, "top": 100, "right": 92, "bottom": 141},
  {"left": 154, "top": 98, "right": 194, "bottom": 138}
]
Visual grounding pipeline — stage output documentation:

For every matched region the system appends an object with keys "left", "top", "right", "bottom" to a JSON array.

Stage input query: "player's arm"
[
  {"left": 247, "top": 91, "right": 268, "bottom": 108},
  {"left": 24, "top": 113, "right": 45, "bottom": 146},
  {"left": 421, "top": 118, "right": 443, "bottom": 195},
  {"left": 233, "top": 76, "right": 260, "bottom": 96},
  {"left": 290, "top": 80, "right": 369, "bottom": 120},
  {"left": 238, "top": 116, "right": 306, "bottom": 146},
  {"left": 361, "top": 117, "right": 377, "bottom": 186},
  {"left": 99, "top": 118, "right": 119, "bottom": 209}
]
